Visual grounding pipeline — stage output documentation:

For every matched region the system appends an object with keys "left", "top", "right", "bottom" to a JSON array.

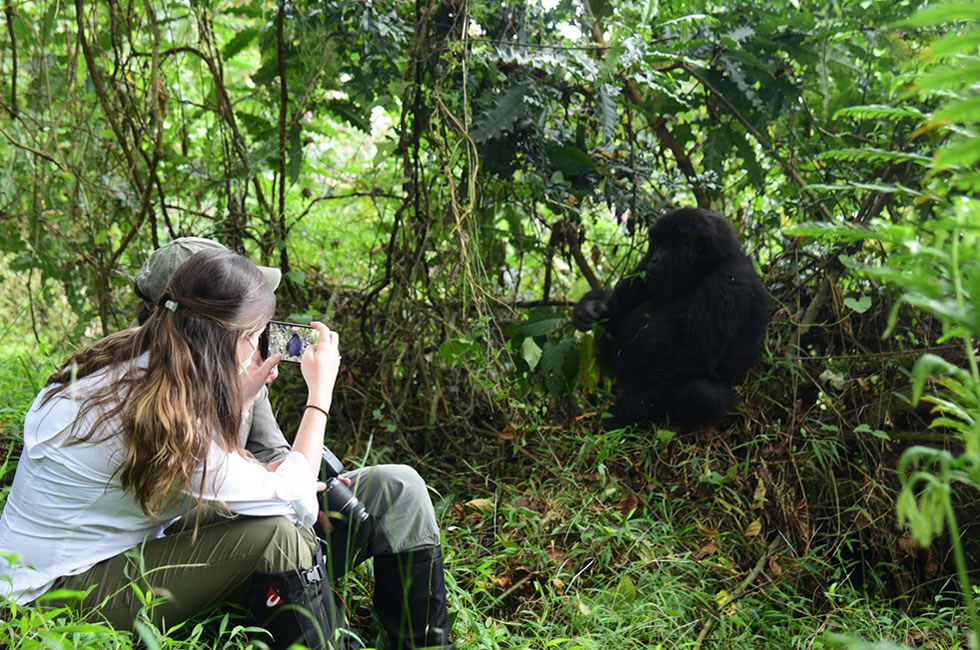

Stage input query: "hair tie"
[{"left": 164, "top": 299, "right": 179, "bottom": 312}]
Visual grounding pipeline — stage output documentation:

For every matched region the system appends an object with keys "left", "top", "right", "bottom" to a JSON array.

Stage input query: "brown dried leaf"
[
  {"left": 743, "top": 518, "right": 762, "bottom": 541},
  {"left": 752, "top": 476, "right": 767, "bottom": 510},
  {"left": 695, "top": 541, "right": 718, "bottom": 560},
  {"left": 768, "top": 554, "right": 783, "bottom": 576},
  {"left": 897, "top": 536, "right": 920, "bottom": 557},
  {"left": 618, "top": 492, "right": 640, "bottom": 517},
  {"left": 465, "top": 498, "right": 494, "bottom": 513}
]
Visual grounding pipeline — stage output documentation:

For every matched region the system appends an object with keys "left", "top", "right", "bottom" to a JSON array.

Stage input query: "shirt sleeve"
[{"left": 193, "top": 446, "right": 319, "bottom": 528}]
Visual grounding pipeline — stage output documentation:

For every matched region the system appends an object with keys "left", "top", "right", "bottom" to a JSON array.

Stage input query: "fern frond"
[{"left": 815, "top": 148, "right": 931, "bottom": 166}]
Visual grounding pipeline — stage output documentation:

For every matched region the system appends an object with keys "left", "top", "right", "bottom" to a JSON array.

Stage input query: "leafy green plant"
[{"left": 788, "top": 3, "right": 980, "bottom": 646}]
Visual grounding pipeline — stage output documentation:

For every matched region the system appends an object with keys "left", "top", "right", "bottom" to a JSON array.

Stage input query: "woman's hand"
[
  {"left": 301, "top": 321, "right": 340, "bottom": 410},
  {"left": 240, "top": 351, "right": 281, "bottom": 411}
]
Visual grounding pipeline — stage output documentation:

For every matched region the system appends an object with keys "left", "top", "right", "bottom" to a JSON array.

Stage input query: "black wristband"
[{"left": 304, "top": 404, "right": 329, "bottom": 418}]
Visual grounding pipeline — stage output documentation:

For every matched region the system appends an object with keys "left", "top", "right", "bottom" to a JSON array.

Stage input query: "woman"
[{"left": 0, "top": 248, "right": 345, "bottom": 648}]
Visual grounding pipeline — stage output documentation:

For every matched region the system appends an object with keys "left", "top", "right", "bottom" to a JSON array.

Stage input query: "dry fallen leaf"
[
  {"left": 768, "top": 554, "right": 783, "bottom": 576},
  {"left": 743, "top": 518, "right": 762, "bottom": 541},
  {"left": 752, "top": 476, "right": 767, "bottom": 510},
  {"left": 695, "top": 541, "right": 718, "bottom": 560},
  {"left": 465, "top": 498, "right": 494, "bottom": 513},
  {"left": 697, "top": 523, "right": 720, "bottom": 538},
  {"left": 618, "top": 492, "right": 640, "bottom": 517}
]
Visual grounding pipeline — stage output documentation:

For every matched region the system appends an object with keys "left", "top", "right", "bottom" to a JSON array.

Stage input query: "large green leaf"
[
  {"left": 223, "top": 28, "right": 262, "bottom": 61},
  {"left": 471, "top": 83, "right": 530, "bottom": 143},
  {"left": 540, "top": 336, "right": 579, "bottom": 395},
  {"left": 545, "top": 144, "right": 597, "bottom": 177}
]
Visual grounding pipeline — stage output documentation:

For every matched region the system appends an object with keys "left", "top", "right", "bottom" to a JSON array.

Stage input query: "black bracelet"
[{"left": 304, "top": 404, "right": 329, "bottom": 418}]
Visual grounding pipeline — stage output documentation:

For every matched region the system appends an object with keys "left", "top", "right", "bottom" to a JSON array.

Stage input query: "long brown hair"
[{"left": 43, "top": 249, "right": 275, "bottom": 518}]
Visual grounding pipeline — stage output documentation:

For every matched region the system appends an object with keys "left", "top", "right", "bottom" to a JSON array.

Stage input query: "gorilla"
[{"left": 573, "top": 207, "right": 769, "bottom": 430}]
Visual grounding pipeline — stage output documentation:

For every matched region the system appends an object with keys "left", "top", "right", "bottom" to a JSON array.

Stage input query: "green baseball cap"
[{"left": 134, "top": 237, "right": 282, "bottom": 303}]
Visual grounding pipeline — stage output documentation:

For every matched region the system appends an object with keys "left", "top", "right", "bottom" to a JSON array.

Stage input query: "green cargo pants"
[{"left": 51, "top": 516, "right": 316, "bottom": 631}]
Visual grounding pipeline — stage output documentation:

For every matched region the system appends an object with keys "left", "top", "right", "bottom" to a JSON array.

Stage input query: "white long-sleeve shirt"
[{"left": 0, "top": 355, "right": 318, "bottom": 604}]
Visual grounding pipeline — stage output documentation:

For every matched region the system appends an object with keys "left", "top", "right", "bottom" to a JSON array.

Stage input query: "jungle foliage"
[{"left": 1, "top": 0, "right": 979, "bottom": 647}]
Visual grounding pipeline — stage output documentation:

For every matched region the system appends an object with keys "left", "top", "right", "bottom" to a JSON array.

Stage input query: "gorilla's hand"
[{"left": 572, "top": 289, "right": 610, "bottom": 331}]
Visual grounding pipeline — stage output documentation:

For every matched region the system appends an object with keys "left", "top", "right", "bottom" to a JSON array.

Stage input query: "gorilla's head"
[{"left": 642, "top": 208, "right": 745, "bottom": 293}]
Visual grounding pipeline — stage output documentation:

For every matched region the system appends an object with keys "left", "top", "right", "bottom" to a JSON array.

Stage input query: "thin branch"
[
  {"left": 4, "top": 0, "right": 17, "bottom": 117},
  {"left": 0, "top": 124, "right": 65, "bottom": 170},
  {"left": 289, "top": 190, "right": 403, "bottom": 227}
]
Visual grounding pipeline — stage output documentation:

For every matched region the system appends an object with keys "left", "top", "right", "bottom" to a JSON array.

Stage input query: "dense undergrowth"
[{"left": 0, "top": 255, "right": 971, "bottom": 649}]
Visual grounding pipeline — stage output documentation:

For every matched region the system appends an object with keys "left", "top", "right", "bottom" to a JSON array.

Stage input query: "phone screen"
[{"left": 259, "top": 321, "right": 318, "bottom": 363}]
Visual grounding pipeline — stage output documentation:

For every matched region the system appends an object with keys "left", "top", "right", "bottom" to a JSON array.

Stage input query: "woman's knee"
[
  {"left": 241, "top": 516, "right": 316, "bottom": 574},
  {"left": 368, "top": 465, "right": 441, "bottom": 553}
]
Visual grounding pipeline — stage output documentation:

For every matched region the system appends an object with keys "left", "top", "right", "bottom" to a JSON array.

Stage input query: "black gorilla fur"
[{"left": 573, "top": 207, "right": 769, "bottom": 429}]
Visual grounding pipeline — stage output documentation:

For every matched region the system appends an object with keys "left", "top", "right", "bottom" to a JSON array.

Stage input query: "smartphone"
[{"left": 259, "top": 320, "right": 318, "bottom": 363}]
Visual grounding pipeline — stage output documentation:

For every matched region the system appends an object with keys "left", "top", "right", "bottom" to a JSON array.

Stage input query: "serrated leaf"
[
  {"left": 597, "top": 43, "right": 625, "bottom": 85},
  {"left": 934, "top": 137, "right": 980, "bottom": 172},
  {"left": 896, "top": 3, "right": 980, "bottom": 28},
  {"left": 929, "top": 30, "right": 980, "bottom": 58},
  {"left": 933, "top": 95, "right": 980, "bottom": 124},
  {"left": 726, "top": 26, "right": 755, "bottom": 43},
  {"left": 596, "top": 85, "right": 618, "bottom": 142},
  {"left": 815, "top": 148, "right": 931, "bottom": 166},
  {"left": 471, "top": 83, "right": 529, "bottom": 143},
  {"left": 324, "top": 99, "right": 371, "bottom": 133},
  {"left": 915, "top": 63, "right": 980, "bottom": 94},
  {"left": 223, "top": 28, "right": 261, "bottom": 61},
  {"left": 238, "top": 112, "right": 276, "bottom": 139},
  {"left": 833, "top": 104, "right": 926, "bottom": 122}
]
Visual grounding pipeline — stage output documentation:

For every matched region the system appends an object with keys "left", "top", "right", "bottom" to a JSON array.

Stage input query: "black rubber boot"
[
  {"left": 373, "top": 545, "right": 455, "bottom": 650},
  {"left": 246, "top": 543, "right": 361, "bottom": 650}
]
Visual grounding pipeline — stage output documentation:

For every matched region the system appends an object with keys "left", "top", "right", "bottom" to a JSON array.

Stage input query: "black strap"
[{"left": 303, "top": 538, "right": 327, "bottom": 585}]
